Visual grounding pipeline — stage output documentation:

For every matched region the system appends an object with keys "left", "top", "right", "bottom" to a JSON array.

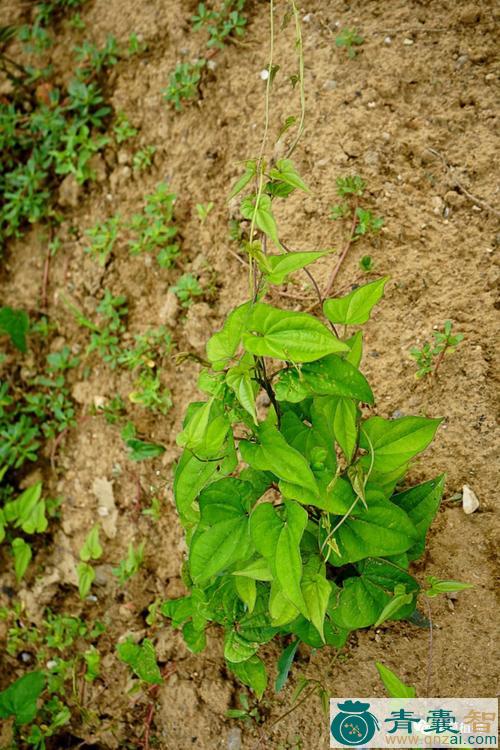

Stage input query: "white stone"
[{"left": 462, "top": 485, "right": 479, "bottom": 514}]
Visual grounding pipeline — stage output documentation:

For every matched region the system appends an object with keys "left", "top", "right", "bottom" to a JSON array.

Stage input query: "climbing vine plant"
[{"left": 162, "top": 0, "right": 449, "bottom": 698}]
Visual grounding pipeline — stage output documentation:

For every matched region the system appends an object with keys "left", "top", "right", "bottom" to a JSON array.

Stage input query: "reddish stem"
[
  {"left": 41, "top": 246, "right": 51, "bottom": 310},
  {"left": 140, "top": 663, "right": 177, "bottom": 750},
  {"left": 323, "top": 198, "right": 359, "bottom": 299}
]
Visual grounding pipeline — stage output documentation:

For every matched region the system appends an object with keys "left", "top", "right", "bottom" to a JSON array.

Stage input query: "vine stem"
[
  {"left": 248, "top": 0, "right": 274, "bottom": 297},
  {"left": 285, "top": 0, "right": 306, "bottom": 158},
  {"left": 424, "top": 596, "right": 434, "bottom": 697},
  {"left": 307, "top": 198, "right": 359, "bottom": 311},
  {"left": 320, "top": 427, "right": 375, "bottom": 560},
  {"left": 432, "top": 335, "right": 452, "bottom": 377}
]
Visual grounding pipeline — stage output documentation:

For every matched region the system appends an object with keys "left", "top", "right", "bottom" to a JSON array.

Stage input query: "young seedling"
[
  {"left": 116, "top": 637, "right": 162, "bottom": 684},
  {"left": 226, "top": 691, "right": 262, "bottom": 723},
  {"left": 359, "top": 254, "right": 374, "bottom": 272},
  {"left": 112, "top": 541, "right": 145, "bottom": 585},
  {"left": 85, "top": 290, "right": 128, "bottom": 367},
  {"left": 113, "top": 112, "right": 138, "bottom": 144},
  {"left": 170, "top": 273, "right": 203, "bottom": 308},
  {"left": 96, "top": 394, "right": 127, "bottom": 424},
  {"left": 128, "top": 183, "right": 179, "bottom": 266},
  {"left": 84, "top": 215, "right": 120, "bottom": 265},
  {"left": 163, "top": 60, "right": 206, "bottom": 111},
  {"left": 121, "top": 422, "right": 165, "bottom": 461},
  {"left": 1, "top": 314, "right": 78, "bottom": 483},
  {"left": 127, "top": 32, "right": 148, "bottom": 56},
  {"left": 142, "top": 496, "right": 162, "bottom": 522},
  {"left": 129, "top": 370, "right": 172, "bottom": 415},
  {"left": 117, "top": 326, "right": 171, "bottom": 371},
  {"left": 68, "top": 12, "right": 86, "bottom": 30},
  {"left": 192, "top": 1, "right": 247, "bottom": 48},
  {"left": 0, "top": 36, "right": 111, "bottom": 248},
  {"left": 335, "top": 27, "right": 364, "bottom": 59},
  {"left": 77, "top": 524, "right": 103, "bottom": 598},
  {"left": 410, "top": 321, "right": 464, "bottom": 378},
  {"left": 196, "top": 201, "right": 214, "bottom": 222},
  {"left": 132, "top": 145, "right": 156, "bottom": 172},
  {"left": 1, "top": 606, "right": 105, "bottom": 746},
  {"left": 164, "top": 2, "right": 247, "bottom": 111},
  {"left": 323, "top": 175, "right": 383, "bottom": 300},
  {"left": 74, "top": 35, "right": 119, "bottom": 78}
]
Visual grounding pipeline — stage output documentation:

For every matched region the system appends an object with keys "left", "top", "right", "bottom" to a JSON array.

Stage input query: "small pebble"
[
  {"left": 227, "top": 728, "right": 242, "bottom": 750},
  {"left": 462, "top": 485, "right": 480, "bottom": 514},
  {"left": 207, "top": 59, "right": 217, "bottom": 71},
  {"left": 323, "top": 79, "right": 337, "bottom": 91},
  {"left": 46, "top": 660, "right": 58, "bottom": 669},
  {"left": 403, "top": 38, "right": 414, "bottom": 46},
  {"left": 384, "top": 36, "right": 392, "bottom": 45},
  {"left": 260, "top": 69, "right": 269, "bottom": 81}
]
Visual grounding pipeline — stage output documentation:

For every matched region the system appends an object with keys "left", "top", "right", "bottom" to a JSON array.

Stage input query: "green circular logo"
[{"left": 330, "top": 701, "right": 379, "bottom": 746}]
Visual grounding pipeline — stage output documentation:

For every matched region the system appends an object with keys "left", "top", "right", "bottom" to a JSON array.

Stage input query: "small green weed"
[
  {"left": 85, "top": 291, "right": 128, "bottom": 367},
  {"left": 113, "top": 112, "right": 138, "bottom": 144},
  {"left": 77, "top": 524, "right": 103, "bottom": 598},
  {"left": 74, "top": 35, "right": 119, "bottom": 77},
  {"left": 121, "top": 422, "right": 165, "bottom": 461},
  {"left": 410, "top": 321, "right": 464, "bottom": 378},
  {"left": 113, "top": 541, "right": 145, "bottom": 585},
  {"left": 127, "top": 32, "right": 148, "bottom": 56},
  {"left": 132, "top": 144, "right": 156, "bottom": 171},
  {"left": 335, "top": 27, "right": 364, "bottom": 58},
  {"left": 1, "top": 324, "right": 77, "bottom": 484},
  {"left": 142, "top": 496, "right": 162, "bottom": 522},
  {"left": 117, "top": 326, "right": 171, "bottom": 370},
  {"left": 129, "top": 370, "right": 172, "bottom": 414},
  {"left": 1, "top": 606, "right": 105, "bottom": 746},
  {"left": 170, "top": 273, "right": 203, "bottom": 308},
  {"left": 196, "top": 201, "right": 214, "bottom": 222},
  {"left": 129, "top": 183, "right": 179, "bottom": 266},
  {"left": 359, "top": 254, "right": 374, "bottom": 272},
  {"left": 192, "top": 1, "right": 247, "bottom": 49},
  {"left": 84, "top": 215, "right": 120, "bottom": 265},
  {"left": 116, "top": 637, "right": 162, "bottom": 684},
  {"left": 165, "top": 1, "right": 247, "bottom": 110},
  {"left": 68, "top": 12, "right": 86, "bottom": 30},
  {"left": 163, "top": 60, "right": 206, "bottom": 111},
  {"left": 226, "top": 691, "right": 262, "bottom": 723}
]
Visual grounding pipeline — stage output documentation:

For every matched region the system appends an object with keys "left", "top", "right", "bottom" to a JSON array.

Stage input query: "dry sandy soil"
[{"left": 1, "top": 0, "right": 499, "bottom": 748}]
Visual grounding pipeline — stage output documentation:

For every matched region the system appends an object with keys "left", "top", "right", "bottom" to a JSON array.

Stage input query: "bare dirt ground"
[{"left": 1, "top": 0, "right": 499, "bottom": 748}]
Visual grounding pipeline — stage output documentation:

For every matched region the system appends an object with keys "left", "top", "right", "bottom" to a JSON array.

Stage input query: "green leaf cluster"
[
  {"left": 0, "top": 483, "right": 48, "bottom": 580},
  {"left": 164, "top": 268, "right": 445, "bottom": 699}
]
